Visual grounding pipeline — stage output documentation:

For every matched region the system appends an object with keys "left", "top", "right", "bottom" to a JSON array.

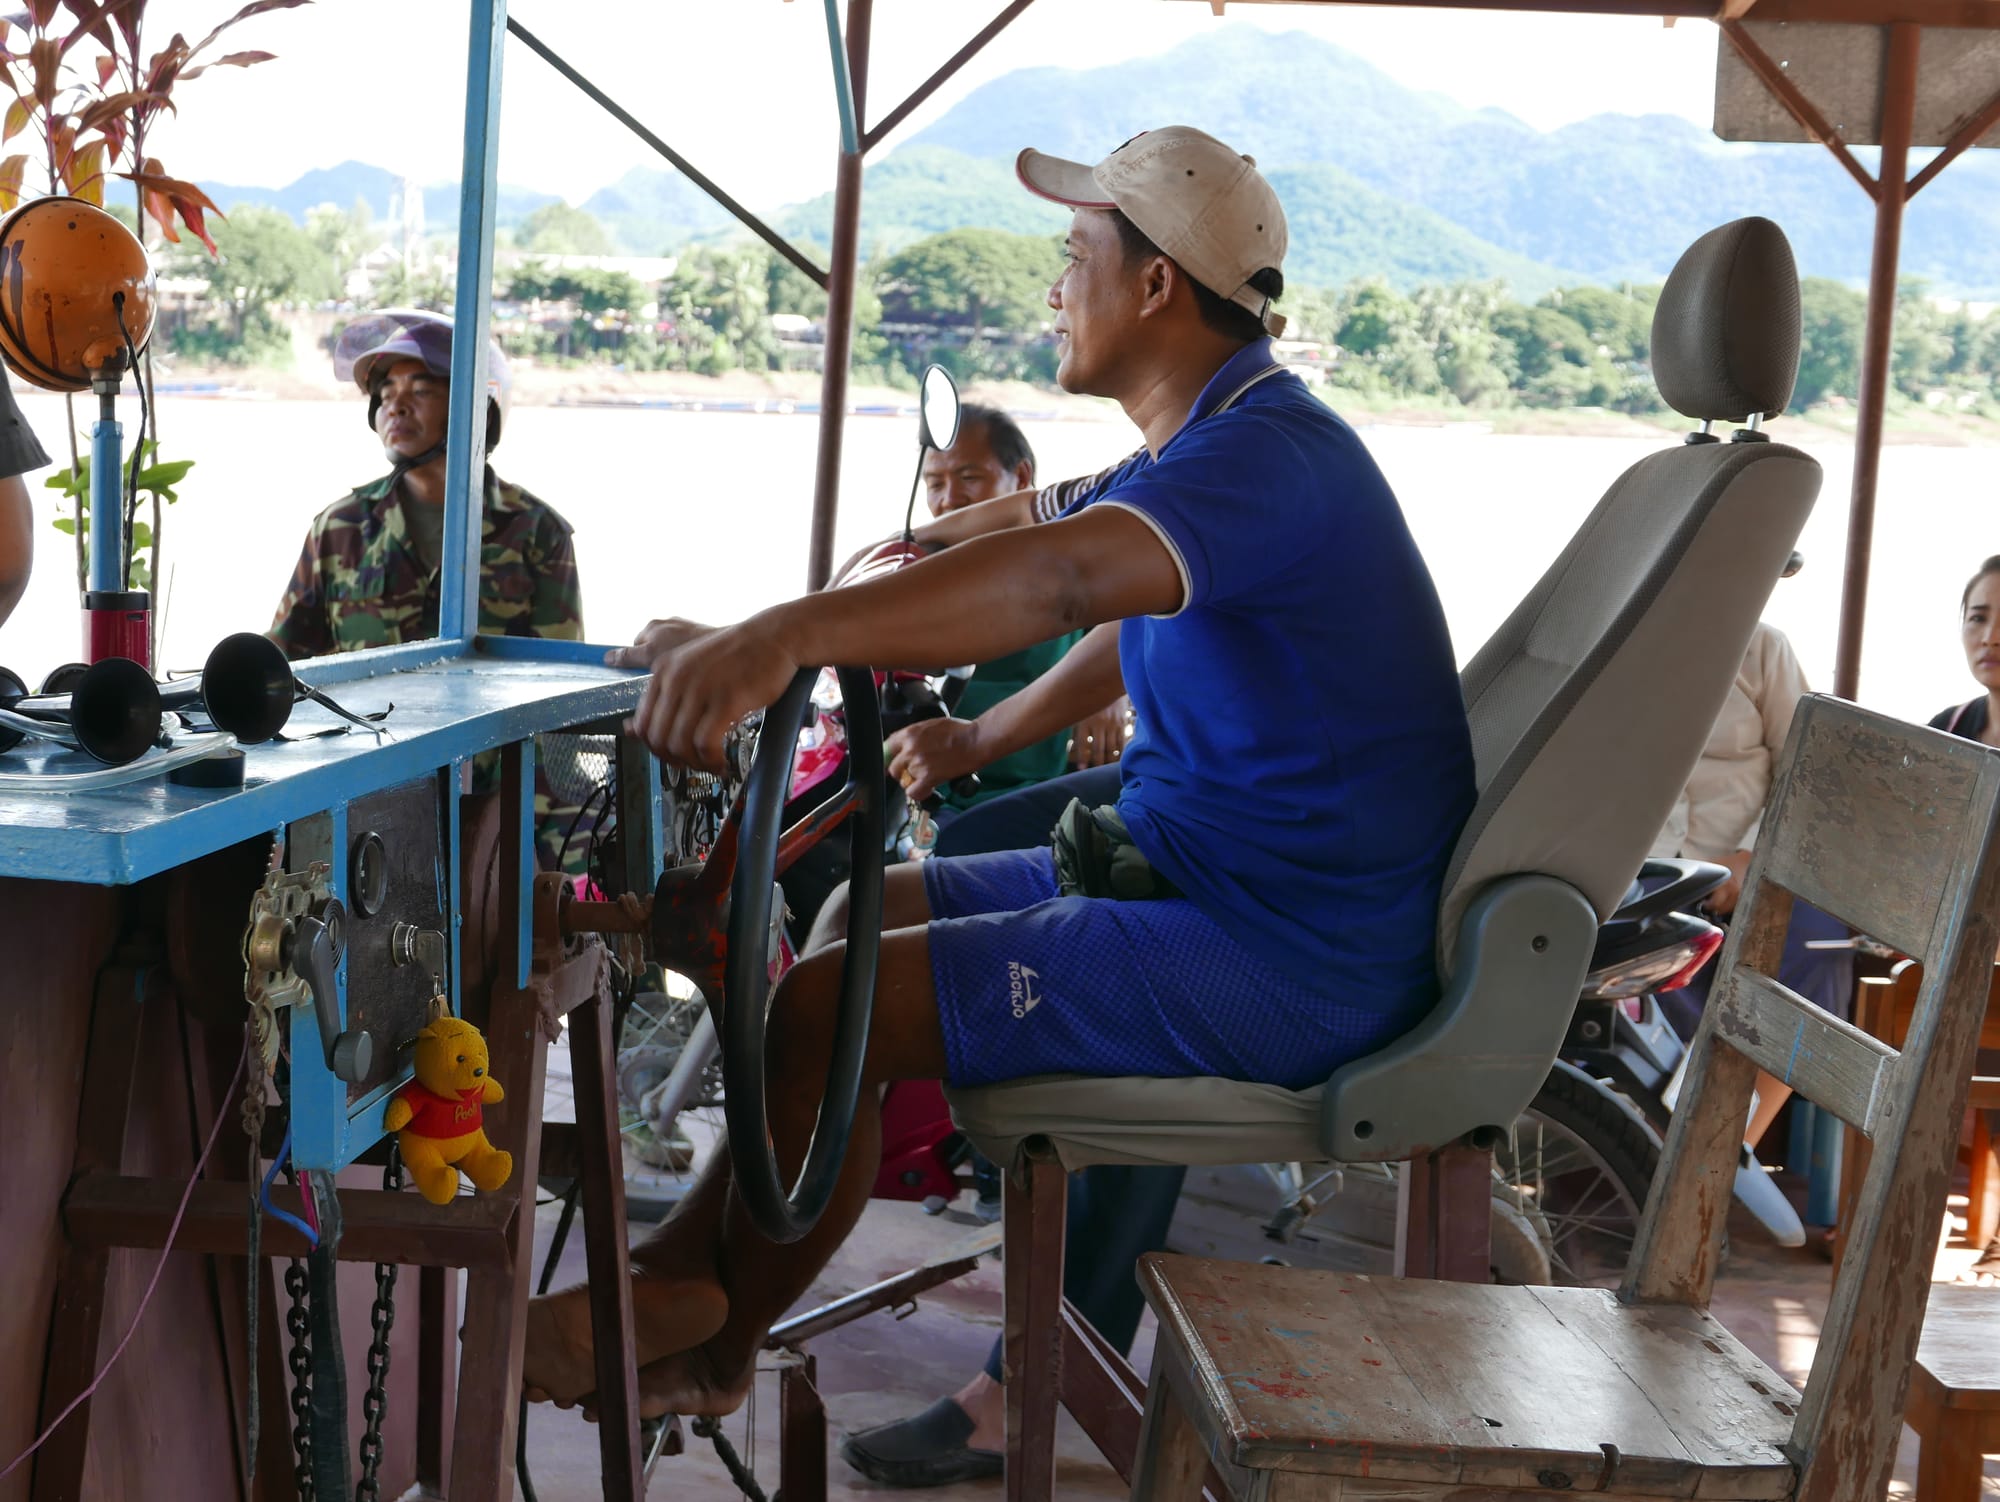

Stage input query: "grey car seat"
[{"left": 946, "top": 217, "right": 1822, "bottom": 1174}]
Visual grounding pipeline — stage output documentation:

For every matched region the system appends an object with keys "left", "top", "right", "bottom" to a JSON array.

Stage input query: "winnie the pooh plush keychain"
[{"left": 385, "top": 1015, "right": 514, "bottom": 1204}]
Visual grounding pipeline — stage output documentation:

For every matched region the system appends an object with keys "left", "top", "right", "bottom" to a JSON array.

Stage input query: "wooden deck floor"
[{"left": 502, "top": 1134, "right": 2000, "bottom": 1501}]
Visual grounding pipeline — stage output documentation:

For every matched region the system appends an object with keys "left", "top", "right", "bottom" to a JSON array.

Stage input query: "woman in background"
[
  {"left": 1934, "top": 554, "right": 2000, "bottom": 1283},
  {"left": 1934, "top": 554, "right": 2000, "bottom": 749}
]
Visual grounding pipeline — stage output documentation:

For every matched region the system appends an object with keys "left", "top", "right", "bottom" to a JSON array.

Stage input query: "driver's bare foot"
[
  {"left": 1959, "top": 1234, "right": 2000, "bottom": 1286},
  {"left": 582, "top": 1342, "right": 755, "bottom": 1422},
  {"left": 522, "top": 1273, "right": 729, "bottom": 1407}
]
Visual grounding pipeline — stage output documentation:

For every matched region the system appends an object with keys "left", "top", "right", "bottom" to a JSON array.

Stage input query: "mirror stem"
[{"left": 900, "top": 443, "right": 928, "bottom": 545}]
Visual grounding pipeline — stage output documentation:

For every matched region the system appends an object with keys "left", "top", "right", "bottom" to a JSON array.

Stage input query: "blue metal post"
[
  {"left": 291, "top": 803, "right": 354, "bottom": 1169},
  {"left": 441, "top": 0, "right": 507, "bottom": 648},
  {"left": 1807, "top": 1101, "right": 1843, "bottom": 1227},
  {"left": 512, "top": 737, "right": 536, "bottom": 992},
  {"left": 88, "top": 407, "right": 122, "bottom": 593},
  {"left": 822, "top": 0, "right": 860, "bottom": 155}
]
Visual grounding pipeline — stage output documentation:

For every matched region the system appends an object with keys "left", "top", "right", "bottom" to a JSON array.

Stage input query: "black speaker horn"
[
  {"left": 3, "top": 632, "right": 295, "bottom": 765},
  {"left": 165, "top": 631, "right": 298, "bottom": 745},
  {"left": 0, "top": 656, "right": 162, "bottom": 764},
  {"left": 0, "top": 632, "right": 383, "bottom": 766}
]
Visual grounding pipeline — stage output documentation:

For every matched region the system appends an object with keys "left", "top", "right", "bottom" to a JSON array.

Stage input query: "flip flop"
[{"left": 840, "top": 1398, "right": 1003, "bottom": 1489}]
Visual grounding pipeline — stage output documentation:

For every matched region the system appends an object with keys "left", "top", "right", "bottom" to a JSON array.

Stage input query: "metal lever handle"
[{"left": 294, "top": 905, "right": 373, "bottom": 1084}]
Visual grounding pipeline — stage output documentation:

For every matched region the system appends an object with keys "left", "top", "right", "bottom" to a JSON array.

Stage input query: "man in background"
[
  {"left": 918, "top": 402, "right": 1128, "bottom": 815},
  {"left": 0, "top": 360, "right": 52, "bottom": 631}
]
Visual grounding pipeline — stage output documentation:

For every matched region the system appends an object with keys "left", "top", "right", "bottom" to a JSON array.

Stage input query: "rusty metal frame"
[
  {"left": 1907, "top": 79, "right": 2000, "bottom": 196},
  {"left": 1186, "top": 0, "right": 2000, "bottom": 21},
  {"left": 860, "top": 1, "right": 1040, "bottom": 153},
  {"left": 1720, "top": 21, "right": 1882, "bottom": 198},
  {"left": 805, "top": 0, "right": 1042, "bottom": 590},
  {"left": 1828, "top": 21, "right": 1923, "bottom": 703},
  {"left": 1179, "top": 3, "right": 1993, "bottom": 700},
  {"left": 506, "top": 17, "right": 830, "bottom": 288}
]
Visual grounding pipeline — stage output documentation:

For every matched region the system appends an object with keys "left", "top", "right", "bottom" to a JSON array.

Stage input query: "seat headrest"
[{"left": 1650, "top": 217, "right": 1801, "bottom": 424}]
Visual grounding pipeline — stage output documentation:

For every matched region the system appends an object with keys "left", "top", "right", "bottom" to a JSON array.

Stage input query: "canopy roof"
[{"left": 1181, "top": 0, "right": 2000, "bottom": 26}]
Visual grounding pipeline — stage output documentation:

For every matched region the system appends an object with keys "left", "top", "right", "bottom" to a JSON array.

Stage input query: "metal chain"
[
  {"left": 241, "top": 1016, "right": 269, "bottom": 1499},
  {"left": 354, "top": 1148, "right": 404, "bottom": 1501},
  {"left": 691, "top": 1417, "right": 769, "bottom": 1502},
  {"left": 284, "top": 1258, "right": 315, "bottom": 1502}
]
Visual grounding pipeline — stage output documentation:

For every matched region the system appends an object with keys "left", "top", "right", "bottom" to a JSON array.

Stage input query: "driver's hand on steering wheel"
[
  {"left": 886, "top": 716, "right": 985, "bottom": 804},
  {"left": 628, "top": 620, "right": 800, "bottom": 772},
  {"left": 605, "top": 617, "right": 716, "bottom": 671}
]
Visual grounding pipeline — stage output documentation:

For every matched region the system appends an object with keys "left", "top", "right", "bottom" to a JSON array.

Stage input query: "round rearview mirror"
[{"left": 917, "top": 363, "right": 960, "bottom": 453}]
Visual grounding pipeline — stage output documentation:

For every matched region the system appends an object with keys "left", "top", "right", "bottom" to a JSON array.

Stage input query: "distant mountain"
[
  {"left": 1265, "top": 165, "right": 1571, "bottom": 296},
  {"left": 767, "top": 146, "right": 1572, "bottom": 295},
  {"left": 580, "top": 165, "right": 736, "bottom": 255},
  {"left": 189, "top": 29, "right": 2000, "bottom": 297},
  {"left": 910, "top": 26, "right": 2000, "bottom": 293},
  {"left": 773, "top": 147, "right": 1070, "bottom": 256},
  {"left": 195, "top": 158, "right": 561, "bottom": 234},
  {"left": 912, "top": 26, "right": 1492, "bottom": 180}
]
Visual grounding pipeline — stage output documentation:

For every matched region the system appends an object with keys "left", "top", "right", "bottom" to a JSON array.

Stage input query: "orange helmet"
[{"left": 0, "top": 197, "right": 157, "bottom": 393}]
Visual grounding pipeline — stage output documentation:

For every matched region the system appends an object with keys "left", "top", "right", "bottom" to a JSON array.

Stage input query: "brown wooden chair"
[
  {"left": 1833, "top": 959, "right": 2000, "bottom": 1278},
  {"left": 1126, "top": 695, "right": 2000, "bottom": 1500}
]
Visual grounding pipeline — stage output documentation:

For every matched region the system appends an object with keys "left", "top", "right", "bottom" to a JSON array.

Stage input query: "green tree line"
[{"left": 147, "top": 200, "right": 2000, "bottom": 418}]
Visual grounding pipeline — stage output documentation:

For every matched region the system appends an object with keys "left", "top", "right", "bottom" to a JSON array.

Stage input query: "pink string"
[
  {"left": 296, "top": 1162, "right": 322, "bottom": 1239},
  {"left": 0, "top": 1033, "right": 250, "bottom": 1483}
]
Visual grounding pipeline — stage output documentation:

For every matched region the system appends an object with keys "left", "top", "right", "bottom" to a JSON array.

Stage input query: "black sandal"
[{"left": 840, "top": 1398, "right": 1003, "bottom": 1489}]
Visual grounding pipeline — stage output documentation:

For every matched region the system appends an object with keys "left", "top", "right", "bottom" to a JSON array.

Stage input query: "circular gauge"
[{"left": 350, "top": 831, "right": 389, "bottom": 917}]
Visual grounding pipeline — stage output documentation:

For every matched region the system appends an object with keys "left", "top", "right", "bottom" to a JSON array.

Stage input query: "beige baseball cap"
[{"left": 1017, "top": 126, "right": 1288, "bottom": 337}]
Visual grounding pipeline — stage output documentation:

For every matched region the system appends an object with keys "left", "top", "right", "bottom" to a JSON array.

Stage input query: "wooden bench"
[
  {"left": 1127, "top": 698, "right": 2000, "bottom": 1500},
  {"left": 1833, "top": 961, "right": 2000, "bottom": 1279},
  {"left": 1908, "top": 1285, "right": 2000, "bottom": 1500}
]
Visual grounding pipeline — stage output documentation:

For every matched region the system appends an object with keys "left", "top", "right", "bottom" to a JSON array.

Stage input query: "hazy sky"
[{"left": 141, "top": 1, "right": 1722, "bottom": 210}]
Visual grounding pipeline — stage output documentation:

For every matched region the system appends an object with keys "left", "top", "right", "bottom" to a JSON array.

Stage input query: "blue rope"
[{"left": 261, "top": 1125, "right": 319, "bottom": 1248}]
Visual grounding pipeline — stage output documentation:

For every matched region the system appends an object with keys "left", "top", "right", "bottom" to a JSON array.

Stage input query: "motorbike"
[
  {"left": 1563, "top": 858, "right": 1807, "bottom": 1248},
  {"left": 1241, "top": 857, "right": 1805, "bottom": 1287}
]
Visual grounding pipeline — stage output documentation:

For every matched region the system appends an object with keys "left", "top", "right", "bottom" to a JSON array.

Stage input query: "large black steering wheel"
[{"left": 723, "top": 665, "right": 886, "bottom": 1243}]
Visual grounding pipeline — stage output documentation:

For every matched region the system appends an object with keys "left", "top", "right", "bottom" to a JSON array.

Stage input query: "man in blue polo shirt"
[{"left": 522, "top": 126, "right": 1476, "bottom": 1419}]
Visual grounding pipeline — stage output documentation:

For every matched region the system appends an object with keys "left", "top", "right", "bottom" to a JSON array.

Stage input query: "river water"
[{"left": 2, "top": 392, "right": 1991, "bottom": 731}]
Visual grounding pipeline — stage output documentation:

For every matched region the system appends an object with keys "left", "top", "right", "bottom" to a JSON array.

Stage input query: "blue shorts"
[{"left": 921, "top": 848, "right": 1420, "bottom": 1091}]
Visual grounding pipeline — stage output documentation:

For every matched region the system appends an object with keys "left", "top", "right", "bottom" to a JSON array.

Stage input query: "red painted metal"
[
  {"left": 805, "top": 0, "right": 873, "bottom": 594},
  {"left": 1719, "top": 22, "right": 1879, "bottom": 199},
  {"left": 1393, "top": 1139, "right": 1496, "bottom": 1282},
  {"left": 1907, "top": 82, "right": 2000, "bottom": 199},
  {"left": 861, "top": 1, "right": 1039, "bottom": 154},
  {"left": 570, "top": 987, "right": 644, "bottom": 1498},
  {"left": 1834, "top": 22, "right": 1920, "bottom": 703},
  {"left": 1003, "top": 1146, "right": 1067, "bottom": 1502},
  {"left": 775, "top": 783, "right": 860, "bottom": 876},
  {"left": 871, "top": 1080, "right": 961, "bottom": 1202},
  {"left": 83, "top": 595, "right": 150, "bottom": 667}
]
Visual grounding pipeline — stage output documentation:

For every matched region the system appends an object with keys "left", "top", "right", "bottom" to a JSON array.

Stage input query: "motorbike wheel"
[{"left": 1498, "top": 1062, "right": 1661, "bottom": 1289}]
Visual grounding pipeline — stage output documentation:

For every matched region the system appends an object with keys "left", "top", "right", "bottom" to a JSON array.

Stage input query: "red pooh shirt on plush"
[{"left": 398, "top": 1081, "right": 484, "bottom": 1138}]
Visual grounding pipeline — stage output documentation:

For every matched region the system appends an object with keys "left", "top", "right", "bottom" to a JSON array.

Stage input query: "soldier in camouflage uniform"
[
  {"left": 269, "top": 310, "right": 592, "bottom": 871},
  {"left": 267, "top": 469, "right": 581, "bottom": 656}
]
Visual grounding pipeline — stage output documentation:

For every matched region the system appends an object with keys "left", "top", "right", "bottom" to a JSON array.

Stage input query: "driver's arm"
[
  {"left": 909, "top": 451, "right": 1142, "bottom": 553},
  {"left": 907, "top": 486, "right": 1038, "bottom": 551},
  {"left": 636, "top": 507, "right": 1180, "bottom": 769},
  {"left": 779, "top": 508, "right": 1177, "bottom": 672},
  {"left": 888, "top": 623, "right": 1126, "bottom": 800}
]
